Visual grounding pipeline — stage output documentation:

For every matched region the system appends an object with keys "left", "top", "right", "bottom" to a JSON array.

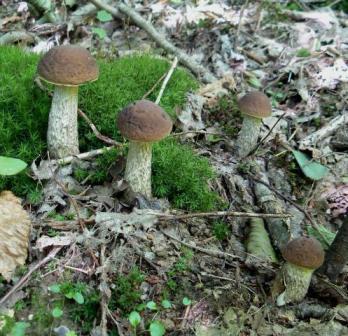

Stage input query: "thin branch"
[
  {"left": 0, "top": 247, "right": 62, "bottom": 306},
  {"left": 162, "top": 230, "right": 242, "bottom": 260},
  {"left": 157, "top": 210, "right": 292, "bottom": 221},
  {"left": 234, "top": 0, "right": 249, "bottom": 49},
  {"left": 78, "top": 109, "right": 120, "bottom": 146},
  {"left": 88, "top": 0, "right": 216, "bottom": 83},
  {"left": 51, "top": 146, "right": 117, "bottom": 165},
  {"left": 155, "top": 57, "right": 178, "bottom": 104}
]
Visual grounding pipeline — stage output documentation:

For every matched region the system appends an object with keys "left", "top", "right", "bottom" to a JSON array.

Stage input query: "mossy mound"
[{"left": 0, "top": 46, "right": 218, "bottom": 210}]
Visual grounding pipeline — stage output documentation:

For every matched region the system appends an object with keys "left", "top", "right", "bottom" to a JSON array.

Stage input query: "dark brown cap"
[
  {"left": 282, "top": 237, "right": 325, "bottom": 269},
  {"left": 37, "top": 45, "right": 99, "bottom": 86},
  {"left": 237, "top": 91, "right": 272, "bottom": 118},
  {"left": 117, "top": 100, "right": 173, "bottom": 142}
]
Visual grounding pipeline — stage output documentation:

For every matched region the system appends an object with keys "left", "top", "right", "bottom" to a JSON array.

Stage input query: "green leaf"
[
  {"left": 149, "top": 320, "right": 165, "bottom": 336},
  {"left": 161, "top": 299, "right": 172, "bottom": 309},
  {"left": 129, "top": 311, "right": 141, "bottom": 328},
  {"left": 97, "top": 10, "right": 113, "bottom": 22},
  {"left": 73, "top": 292, "right": 84, "bottom": 304},
  {"left": 66, "top": 332, "right": 77, "bottom": 336},
  {"left": 49, "top": 284, "right": 61, "bottom": 293},
  {"left": 91, "top": 27, "right": 107, "bottom": 39},
  {"left": 136, "top": 303, "right": 146, "bottom": 312},
  {"left": 292, "top": 150, "right": 328, "bottom": 181},
  {"left": 52, "top": 307, "right": 63, "bottom": 318},
  {"left": 0, "top": 156, "right": 27, "bottom": 176},
  {"left": 307, "top": 225, "right": 336, "bottom": 249},
  {"left": 182, "top": 297, "right": 192, "bottom": 306},
  {"left": 146, "top": 301, "right": 158, "bottom": 310},
  {"left": 10, "top": 322, "right": 30, "bottom": 336}
]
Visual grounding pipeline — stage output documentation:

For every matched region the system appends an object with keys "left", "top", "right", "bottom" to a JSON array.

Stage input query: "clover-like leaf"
[{"left": 0, "top": 156, "right": 27, "bottom": 176}]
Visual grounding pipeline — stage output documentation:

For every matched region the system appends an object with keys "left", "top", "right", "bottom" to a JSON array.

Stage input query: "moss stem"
[{"left": 125, "top": 141, "right": 152, "bottom": 197}]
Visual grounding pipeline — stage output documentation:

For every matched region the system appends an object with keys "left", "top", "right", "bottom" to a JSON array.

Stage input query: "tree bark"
[{"left": 319, "top": 217, "right": 348, "bottom": 282}]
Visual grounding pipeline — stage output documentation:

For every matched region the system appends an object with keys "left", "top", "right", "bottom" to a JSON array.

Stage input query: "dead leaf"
[{"left": 0, "top": 191, "right": 31, "bottom": 281}]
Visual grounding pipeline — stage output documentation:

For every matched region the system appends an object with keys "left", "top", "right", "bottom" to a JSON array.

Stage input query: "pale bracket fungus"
[
  {"left": 272, "top": 237, "right": 325, "bottom": 306},
  {"left": 117, "top": 100, "right": 173, "bottom": 197},
  {"left": 0, "top": 191, "right": 31, "bottom": 281},
  {"left": 234, "top": 91, "right": 272, "bottom": 158},
  {"left": 37, "top": 45, "right": 99, "bottom": 158}
]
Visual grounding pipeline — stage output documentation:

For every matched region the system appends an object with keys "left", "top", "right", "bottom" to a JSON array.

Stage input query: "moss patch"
[{"left": 0, "top": 46, "right": 218, "bottom": 210}]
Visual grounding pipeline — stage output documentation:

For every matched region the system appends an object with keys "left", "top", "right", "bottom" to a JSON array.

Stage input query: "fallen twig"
[
  {"left": 162, "top": 231, "right": 241, "bottom": 261},
  {"left": 88, "top": 0, "right": 216, "bottom": 83},
  {"left": 78, "top": 109, "right": 121, "bottom": 146},
  {"left": 99, "top": 245, "right": 108, "bottom": 336},
  {"left": 157, "top": 210, "right": 292, "bottom": 221},
  {"left": 51, "top": 146, "right": 117, "bottom": 165},
  {"left": 0, "top": 247, "right": 62, "bottom": 306},
  {"left": 155, "top": 57, "right": 178, "bottom": 104}
]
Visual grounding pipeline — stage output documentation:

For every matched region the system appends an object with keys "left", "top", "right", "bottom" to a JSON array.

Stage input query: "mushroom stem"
[
  {"left": 235, "top": 115, "right": 262, "bottom": 158},
  {"left": 275, "top": 262, "right": 314, "bottom": 306},
  {"left": 124, "top": 141, "right": 152, "bottom": 197},
  {"left": 47, "top": 85, "right": 79, "bottom": 158}
]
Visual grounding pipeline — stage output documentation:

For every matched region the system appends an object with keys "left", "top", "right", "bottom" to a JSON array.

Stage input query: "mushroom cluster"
[
  {"left": 272, "top": 237, "right": 325, "bottom": 306},
  {"left": 117, "top": 99, "right": 173, "bottom": 197},
  {"left": 37, "top": 45, "right": 99, "bottom": 158}
]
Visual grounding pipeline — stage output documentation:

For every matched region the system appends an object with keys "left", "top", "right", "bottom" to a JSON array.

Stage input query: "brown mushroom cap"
[
  {"left": 237, "top": 91, "right": 272, "bottom": 118},
  {"left": 117, "top": 100, "right": 173, "bottom": 142},
  {"left": 37, "top": 45, "right": 99, "bottom": 86},
  {"left": 282, "top": 237, "right": 325, "bottom": 269}
]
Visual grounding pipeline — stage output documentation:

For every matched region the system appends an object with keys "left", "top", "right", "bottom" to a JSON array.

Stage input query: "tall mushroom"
[
  {"left": 37, "top": 45, "right": 99, "bottom": 158},
  {"left": 117, "top": 100, "right": 173, "bottom": 197},
  {"left": 272, "top": 237, "right": 325, "bottom": 306},
  {"left": 234, "top": 91, "right": 272, "bottom": 158}
]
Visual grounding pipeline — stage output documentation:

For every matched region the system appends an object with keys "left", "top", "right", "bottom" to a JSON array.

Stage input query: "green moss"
[
  {"left": 0, "top": 46, "right": 218, "bottom": 211},
  {"left": 153, "top": 139, "right": 219, "bottom": 211}
]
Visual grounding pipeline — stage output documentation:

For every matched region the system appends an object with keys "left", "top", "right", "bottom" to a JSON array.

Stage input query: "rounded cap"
[
  {"left": 282, "top": 237, "right": 325, "bottom": 269},
  {"left": 117, "top": 100, "right": 173, "bottom": 142},
  {"left": 37, "top": 45, "right": 99, "bottom": 86},
  {"left": 237, "top": 91, "right": 272, "bottom": 118}
]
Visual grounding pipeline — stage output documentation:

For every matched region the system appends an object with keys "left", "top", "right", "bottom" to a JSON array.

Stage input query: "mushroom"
[
  {"left": 272, "top": 237, "right": 325, "bottom": 306},
  {"left": 37, "top": 45, "right": 99, "bottom": 158},
  {"left": 117, "top": 100, "right": 173, "bottom": 197},
  {"left": 234, "top": 91, "right": 272, "bottom": 158}
]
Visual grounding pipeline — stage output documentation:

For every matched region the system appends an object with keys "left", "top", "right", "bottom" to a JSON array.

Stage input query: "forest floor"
[{"left": 0, "top": 0, "right": 348, "bottom": 335}]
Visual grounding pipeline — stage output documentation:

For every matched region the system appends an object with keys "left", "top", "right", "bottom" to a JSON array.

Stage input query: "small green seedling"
[
  {"left": 149, "top": 320, "right": 165, "bottom": 336},
  {"left": 182, "top": 297, "right": 192, "bottom": 306},
  {"left": 51, "top": 307, "right": 63, "bottom": 318}
]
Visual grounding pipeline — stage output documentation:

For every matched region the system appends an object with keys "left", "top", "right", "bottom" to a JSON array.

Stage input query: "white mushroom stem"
[
  {"left": 235, "top": 115, "right": 262, "bottom": 158},
  {"left": 124, "top": 141, "right": 152, "bottom": 197},
  {"left": 275, "top": 262, "right": 314, "bottom": 306},
  {"left": 47, "top": 85, "right": 80, "bottom": 158}
]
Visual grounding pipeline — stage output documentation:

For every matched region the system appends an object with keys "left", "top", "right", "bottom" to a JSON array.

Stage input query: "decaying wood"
[
  {"left": 319, "top": 217, "right": 348, "bottom": 282},
  {"left": 299, "top": 114, "right": 347, "bottom": 150},
  {"left": 0, "top": 191, "right": 31, "bottom": 281},
  {"left": 0, "top": 31, "right": 36, "bottom": 45},
  {"left": 251, "top": 162, "right": 291, "bottom": 250}
]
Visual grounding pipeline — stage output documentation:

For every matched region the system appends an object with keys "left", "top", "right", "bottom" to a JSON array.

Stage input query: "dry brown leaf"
[{"left": 0, "top": 191, "right": 31, "bottom": 281}]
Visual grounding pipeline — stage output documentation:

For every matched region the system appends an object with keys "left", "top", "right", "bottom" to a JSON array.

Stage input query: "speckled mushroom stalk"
[
  {"left": 272, "top": 237, "right": 325, "bottom": 306},
  {"left": 37, "top": 45, "right": 99, "bottom": 158},
  {"left": 117, "top": 100, "right": 173, "bottom": 197},
  {"left": 234, "top": 91, "right": 272, "bottom": 158}
]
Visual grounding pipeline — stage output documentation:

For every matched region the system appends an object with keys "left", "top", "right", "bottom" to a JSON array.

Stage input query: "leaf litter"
[{"left": 0, "top": 1, "right": 348, "bottom": 335}]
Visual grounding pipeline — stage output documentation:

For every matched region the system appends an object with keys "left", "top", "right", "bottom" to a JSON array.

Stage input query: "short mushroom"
[
  {"left": 117, "top": 100, "right": 173, "bottom": 197},
  {"left": 37, "top": 45, "right": 99, "bottom": 158},
  {"left": 234, "top": 91, "right": 272, "bottom": 158},
  {"left": 272, "top": 237, "right": 325, "bottom": 306}
]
